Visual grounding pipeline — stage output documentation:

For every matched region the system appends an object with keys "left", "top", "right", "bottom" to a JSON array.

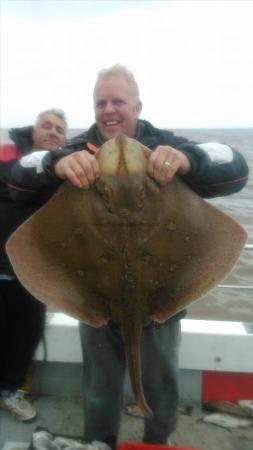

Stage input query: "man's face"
[
  {"left": 94, "top": 75, "right": 142, "bottom": 141},
  {"left": 32, "top": 113, "right": 66, "bottom": 150}
]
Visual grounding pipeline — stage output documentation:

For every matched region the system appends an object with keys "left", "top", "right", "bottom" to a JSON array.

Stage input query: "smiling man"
[
  {"left": 94, "top": 68, "right": 142, "bottom": 140},
  {"left": 8, "top": 67, "right": 249, "bottom": 446},
  {"left": 53, "top": 66, "right": 191, "bottom": 189}
]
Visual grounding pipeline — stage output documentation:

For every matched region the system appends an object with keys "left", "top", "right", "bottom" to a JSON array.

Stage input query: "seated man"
[{"left": 0, "top": 109, "right": 67, "bottom": 421}]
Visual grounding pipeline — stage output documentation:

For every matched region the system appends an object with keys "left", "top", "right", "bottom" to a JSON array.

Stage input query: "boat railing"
[{"left": 219, "top": 243, "right": 253, "bottom": 290}]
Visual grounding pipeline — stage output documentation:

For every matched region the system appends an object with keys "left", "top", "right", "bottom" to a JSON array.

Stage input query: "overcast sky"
[{"left": 1, "top": 0, "right": 253, "bottom": 129}]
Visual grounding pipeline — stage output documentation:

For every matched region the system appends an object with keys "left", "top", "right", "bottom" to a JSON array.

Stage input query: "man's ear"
[{"left": 136, "top": 101, "right": 142, "bottom": 116}]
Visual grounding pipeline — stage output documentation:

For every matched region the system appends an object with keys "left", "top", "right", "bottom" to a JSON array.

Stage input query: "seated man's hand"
[
  {"left": 148, "top": 145, "right": 191, "bottom": 185},
  {"left": 54, "top": 150, "right": 100, "bottom": 189}
]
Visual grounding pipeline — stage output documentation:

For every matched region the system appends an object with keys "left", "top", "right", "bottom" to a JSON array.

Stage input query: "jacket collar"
[{"left": 9, "top": 126, "right": 34, "bottom": 154}]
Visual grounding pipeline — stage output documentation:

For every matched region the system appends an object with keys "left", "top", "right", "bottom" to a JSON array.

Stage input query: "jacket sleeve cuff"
[
  {"left": 42, "top": 148, "right": 73, "bottom": 181},
  {"left": 177, "top": 143, "right": 206, "bottom": 179}
]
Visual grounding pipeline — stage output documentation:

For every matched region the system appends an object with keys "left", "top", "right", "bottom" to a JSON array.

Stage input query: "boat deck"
[
  {"left": 1, "top": 312, "right": 253, "bottom": 450},
  {"left": 1, "top": 394, "right": 253, "bottom": 450}
]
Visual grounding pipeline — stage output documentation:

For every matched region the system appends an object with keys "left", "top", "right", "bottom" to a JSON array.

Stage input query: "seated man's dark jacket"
[{"left": 0, "top": 126, "right": 35, "bottom": 276}]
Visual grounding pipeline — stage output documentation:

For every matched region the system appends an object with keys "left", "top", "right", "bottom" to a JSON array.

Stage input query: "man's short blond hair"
[{"left": 93, "top": 64, "right": 141, "bottom": 103}]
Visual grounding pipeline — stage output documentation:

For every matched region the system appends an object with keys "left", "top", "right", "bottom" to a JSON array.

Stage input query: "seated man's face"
[
  {"left": 32, "top": 113, "right": 66, "bottom": 150},
  {"left": 94, "top": 74, "right": 142, "bottom": 141}
]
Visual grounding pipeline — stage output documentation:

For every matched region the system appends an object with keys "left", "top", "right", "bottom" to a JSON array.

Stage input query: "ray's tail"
[{"left": 120, "top": 320, "right": 153, "bottom": 417}]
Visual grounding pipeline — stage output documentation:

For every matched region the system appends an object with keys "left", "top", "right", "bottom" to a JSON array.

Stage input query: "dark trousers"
[
  {"left": 79, "top": 319, "right": 181, "bottom": 449},
  {"left": 0, "top": 279, "right": 46, "bottom": 391}
]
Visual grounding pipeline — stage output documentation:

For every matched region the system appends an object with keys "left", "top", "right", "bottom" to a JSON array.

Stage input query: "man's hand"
[
  {"left": 148, "top": 145, "right": 191, "bottom": 185},
  {"left": 54, "top": 150, "right": 100, "bottom": 188}
]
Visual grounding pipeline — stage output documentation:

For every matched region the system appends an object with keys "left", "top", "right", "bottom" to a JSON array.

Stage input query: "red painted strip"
[
  {"left": 118, "top": 443, "right": 202, "bottom": 450},
  {"left": 0, "top": 144, "right": 22, "bottom": 161},
  {"left": 202, "top": 371, "right": 253, "bottom": 402},
  {"left": 8, "top": 183, "right": 37, "bottom": 193},
  {"left": 211, "top": 175, "right": 248, "bottom": 186}
]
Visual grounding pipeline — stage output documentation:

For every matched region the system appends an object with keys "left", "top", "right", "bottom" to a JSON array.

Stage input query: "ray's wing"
[
  {"left": 139, "top": 177, "right": 247, "bottom": 322},
  {"left": 6, "top": 182, "right": 112, "bottom": 325}
]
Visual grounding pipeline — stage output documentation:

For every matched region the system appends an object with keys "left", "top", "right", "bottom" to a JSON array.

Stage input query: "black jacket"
[
  {"left": 10, "top": 120, "right": 249, "bottom": 202},
  {"left": 66, "top": 120, "right": 249, "bottom": 197},
  {"left": 0, "top": 126, "right": 35, "bottom": 275}
]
